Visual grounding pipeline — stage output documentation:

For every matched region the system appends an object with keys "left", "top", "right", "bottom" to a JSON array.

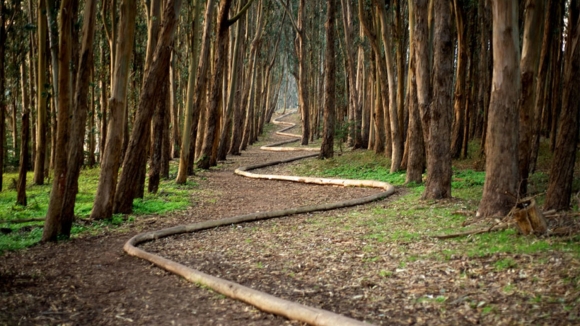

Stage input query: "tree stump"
[{"left": 513, "top": 198, "right": 547, "bottom": 236}]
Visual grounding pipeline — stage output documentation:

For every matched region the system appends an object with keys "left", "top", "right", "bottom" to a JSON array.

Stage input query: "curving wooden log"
[{"left": 123, "top": 112, "right": 395, "bottom": 326}]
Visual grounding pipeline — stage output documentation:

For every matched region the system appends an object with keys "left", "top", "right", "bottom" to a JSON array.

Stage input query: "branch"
[
  {"left": 227, "top": 0, "right": 257, "bottom": 26},
  {"left": 273, "top": 0, "right": 301, "bottom": 36}
]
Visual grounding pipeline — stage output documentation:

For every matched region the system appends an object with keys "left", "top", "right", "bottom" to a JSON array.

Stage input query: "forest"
[{"left": 0, "top": 0, "right": 579, "bottom": 324}]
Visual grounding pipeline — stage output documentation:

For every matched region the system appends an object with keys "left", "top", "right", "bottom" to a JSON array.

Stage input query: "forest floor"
[{"left": 1, "top": 113, "right": 579, "bottom": 325}]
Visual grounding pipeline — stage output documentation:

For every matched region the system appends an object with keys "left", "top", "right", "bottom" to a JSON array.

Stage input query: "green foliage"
[{"left": 0, "top": 164, "right": 198, "bottom": 254}]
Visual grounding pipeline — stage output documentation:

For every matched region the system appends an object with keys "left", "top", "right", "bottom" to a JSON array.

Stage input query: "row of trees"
[
  {"left": 317, "top": 0, "right": 580, "bottom": 219},
  {"left": 0, "top": 0, "right": 578, "bottom": 242}
]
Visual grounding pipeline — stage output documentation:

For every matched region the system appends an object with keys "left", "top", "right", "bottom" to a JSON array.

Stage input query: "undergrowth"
[{"left": 0, "top": 163, "right": 198, "bottom": 253}]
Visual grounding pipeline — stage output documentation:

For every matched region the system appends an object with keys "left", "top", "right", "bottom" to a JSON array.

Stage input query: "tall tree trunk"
[
  {"left": 320, "top": 0, "right": 336, "bottom": 159},
  {"left": 217, "top": 13, "right": 243, "bottom": 161},
  {"left": 17, "top": 63, "right": 31, "bottom": 206},
  {"left": 197, "top": 0, "right": 235, "bottom": 170},
  {"left": 149, "top": 80, "right": 169, "bottom": 193},
  {"left": 517, "top": 0, "right": 544, "bottom": 195},
  {"left": 478, "top": 0, "right": 520, "bottom": 217},
  {"left": 340, "top": 0, "right": 362, "bottom": 149},
  {"left": 170, "top": 51, "right": 180, "bottom": 158},
  {"left": 42, "top": 0, "right": 74, "bottom": 241},
  {"left": 176, "top": 0, "right": 210, "bottom": 183},
  {"left": 45, "top": 0, "right": 59, "bottom": 114},
  {"left": 405, "top": 0, "right": 424, "bottom": 184},
  {"left": 450, "top": 0, "right": 467, "bottom": 159},
  {"left": 544, "top": 0, "right": 580, "bottom": 211},
  {"left": 375, "top": 0, "right": 403, "bottom": 172},
  {"left": 297, "top": 0, "right": 310, "bottom": 145},
  {"left": 422, "top": 0, "right": 453, "bottom": 200},
  {"left": 114, "top": 0, "right": 182, "bottom": 214},
  {"left": 90, "top": 0, "right": 137, "bottom": 220},
  {"left": 99, "top": 40, "right": 108, "bottom": 163},
  {"left": 33, "top": 0, "right": 48, "bottom": 185}
]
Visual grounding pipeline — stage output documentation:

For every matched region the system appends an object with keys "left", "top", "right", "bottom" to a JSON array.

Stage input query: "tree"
[
  {"left": 517, "top": 0, "right": 544, "bottom": 195},
  {"left": 90, "top": 0, "right": 137, "bottom": 220},
  {"left": 42, "top": 0, "right": 75, "bottom": 241},
  {"left": 17, "top": 62, "right": 30, "bottom": 206},
  {"left": 405, "top": 0, "right": 424, "bottom": 184},
  {"left": 319, "top": 0, "right": 336, "bottom": 159},
  {"left": 544, "top": 0, "right": 580, "bottom": 211},
  {"left": 33, "top": 0, "right": 48, "bottom": 185},
  {"left": 0, "top": 0, "right": 5, "bottom": 193},
  {"left": 113, "top": 0, "right": 183, "bottom": 214},
  {"left": 422, "top": 0, "right": 453, "bottom": 200},
  {"left": 176, "top": 0, "right": 212, "bottom": 183},
  {"left": 478, "top": 0, "right": 520, "bottom": 217}
]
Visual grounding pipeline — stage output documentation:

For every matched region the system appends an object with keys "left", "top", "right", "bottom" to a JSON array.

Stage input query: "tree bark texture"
[
  {"left": 478, "top": 0, "right": 520, "bottom": 217},
  {"left": 320, "top": 0, "right": 336, "bottom": 160},
  {"left": 90, "top": 0, "right": 137, "bottom": 220},
  {"left": 517, "top": 0, "right": 544, "bottom": 195},
  {"left": 114, "top": 0, "right": 182, "bottom": 214},
  {"left": 405, "top": 0, "right": 425, "bottom": 184},
  {"left": 43, "top": 0, "right": 74, "bottom": 241},
  {"left": 17, "top": 63, "right": 31, "bottom": 206},
  {"left": 544, "top": 0, "right": 580, "bottom": 211},
  {"left": 0, "top": 0, "right": 5, "bottom": 193},
  {"left": 197, "top": 0, "right": 234, "bottom": 170},
  {"left": 33, "top": 0, "right": 48, "bottom": 185},
  {"left": 422, "top": 0, "right": 453, "bottom": 200},
  {"left": 176, "top": 0, "right": 210, "bottom": 183}
]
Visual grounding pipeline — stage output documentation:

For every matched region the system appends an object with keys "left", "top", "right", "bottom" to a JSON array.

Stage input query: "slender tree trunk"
[
  {"left": 478, "top": 0, "right": 520, "bottom": 217},
  {"left": 149, "top": 80, "right": 169, "bottom": 193},
  {"left": 450, "top": 0, "right": 467, "bottom": 159},
  {"left": 45, "top": 0, "right": 59, "bottom": 114},
  {"left": 114, "top": 0, "right": 182, "bottom": 214},
  {"left": 42, "top": 0, "right": 74, "bottom": 241},
  {"left": 197, "top": 0, "right": 234, "bottom": 170},
  {"left": 58, "top": 0, "right": 98, "bottom": 235},
  {"left": 340, "top": 0, "right": 362, "bottom": 149},
  {"left": 375, "top": 0, "right": 403, "bottom": 172},
  {"left": 99, "top": 40, "right": 107, "bottom": 163},
  {"left": 517, "top": 0, "right": 544, "bottom": 195},
  {"left": 176, "top": 0, "right": 210, "bottom": 183},
  {"left": 297, "top": 0, "right": 310, "bottom": 145},
  {"left": 405, "top": 0, "right": 424, "bottom": 184},
  {"left": 422, "top": 0, "right": 453, "bottom": 200},
  {"left": 218, "top": 14, "right": 243, "bottom": 161},
  {"left": 17, "top": 63, "right": 31, "bottom": 206},
  {"left": 544, "top": 0, "right": 580, "bottom": 211},
  {"left": 170, "top": 51, "right": 180, "bottom": 158},
  {"left": 320, "top": 0, "right": 336, "bottom": 159},
  {"left": 33, "top": 0, "right": 48, "bottom": 185},
  {"left": 90, "top": 0, "right": 137, "bottom": 220}
]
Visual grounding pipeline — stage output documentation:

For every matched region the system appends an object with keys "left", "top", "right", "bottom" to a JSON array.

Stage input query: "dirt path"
[{"left": 0, "top": 114, "right": 385, "bottom": 325}]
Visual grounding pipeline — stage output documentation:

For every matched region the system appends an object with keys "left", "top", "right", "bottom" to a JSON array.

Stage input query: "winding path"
[{"left": 124, "top": 113, "right": 396, "bottom": 325}]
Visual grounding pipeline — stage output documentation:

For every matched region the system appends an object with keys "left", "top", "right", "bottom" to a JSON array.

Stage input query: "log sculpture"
[{"left": 124, "top": 112, "right": 395, "bottom": 326}]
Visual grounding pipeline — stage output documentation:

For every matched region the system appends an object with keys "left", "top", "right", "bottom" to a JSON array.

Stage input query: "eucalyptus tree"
[
  {"left": 91, "top": 0, "right": 137, "bottom": 220},
  {"left": 478, "top": 0, "right": 520, "bottom": 217},
  {"left": 319, "top": 0, "right": 336, "bottom": 159},
  {"left": 33, "top": 0, "right": 48, "bottom": 185},
  {"left": 114, "top": 0, "right": 183, "bottom": 214},
  {"left": 544, "top": 0, "right": 580, "bottom": 211}
]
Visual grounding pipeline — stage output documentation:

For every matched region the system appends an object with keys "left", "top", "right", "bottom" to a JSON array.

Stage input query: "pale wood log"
[{"left": 124, "top": 112, "right": 395, "bottom": 325}]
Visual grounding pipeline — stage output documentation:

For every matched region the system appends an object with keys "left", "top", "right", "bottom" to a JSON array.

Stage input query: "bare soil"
[{"left": 1, "top": 114, "right": 579, "bottom": 325}]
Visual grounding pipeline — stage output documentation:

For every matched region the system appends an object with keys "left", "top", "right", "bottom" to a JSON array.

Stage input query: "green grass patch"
[
  {"left": 0, "top": 163, "right": 198, "bottom": 254},
  {"left": 288, "top": 147, "right": 580, "bottom": 260}
]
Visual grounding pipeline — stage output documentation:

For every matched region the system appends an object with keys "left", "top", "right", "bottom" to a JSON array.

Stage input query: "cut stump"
[{"left": 513, "top": 198, "right": 547, "bottom": 236}]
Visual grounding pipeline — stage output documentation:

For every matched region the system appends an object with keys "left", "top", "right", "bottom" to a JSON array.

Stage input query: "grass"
[
  {"left": 0, "top": 163, "right": 198, "bottom": 254},
  {"left": 288, "top": 142, "right": 580, "bottom": 260}
]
